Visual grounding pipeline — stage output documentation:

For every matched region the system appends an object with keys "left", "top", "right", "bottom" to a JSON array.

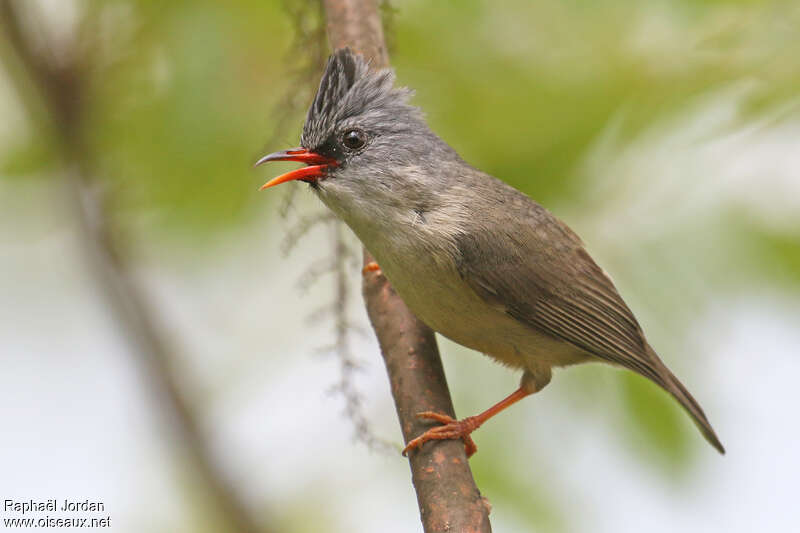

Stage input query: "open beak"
[{"left": 254, "top": 148, "right": 338, "bottom": 190}]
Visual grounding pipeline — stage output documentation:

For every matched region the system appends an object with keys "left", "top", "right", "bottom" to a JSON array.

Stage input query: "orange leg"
[
  {"left": 402, "top": 386, "right": 532, "bottom": 458},
  {"left": 362, "top": 261, "right": 382, "bottom": 276}
]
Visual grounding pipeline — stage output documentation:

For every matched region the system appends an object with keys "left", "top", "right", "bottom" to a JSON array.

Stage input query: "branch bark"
[
  {"left": 0, "top": 3, "right": 270, "bottom": 532},
  {"left": 321, "top": 1, "right": 492, "bottom": 531}
]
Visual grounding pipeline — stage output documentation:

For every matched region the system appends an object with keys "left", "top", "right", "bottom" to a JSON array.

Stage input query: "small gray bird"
[{"left": 257, "top": 48, "right": 724, "bottom": 456}]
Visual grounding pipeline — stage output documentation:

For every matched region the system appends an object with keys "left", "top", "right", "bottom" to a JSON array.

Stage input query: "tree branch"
[
  {"left": 321, "top": 1, "right": 492, "bottom": 531},
  {"left": 0, "top": 2, "right": 270, "bottom": 532}
]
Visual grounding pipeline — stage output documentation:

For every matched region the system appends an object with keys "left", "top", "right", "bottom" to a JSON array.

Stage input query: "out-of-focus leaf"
[
  {"left": 83, "top": 0, "right": 300, "bottom": 238},
  {"left": 619, "top": 372, "right": 693, "bottom": 471},
  {"left": 0, "top": 136, "right": 56, "bottom": 178},
  {"left": 471, "top": 455, "right": 566, "bottom": 533},
  {"left": 738, "top": 224, "right": 800, "bottom": 286},
  {"left": 393, "top": 0, "right": 800, "bottom": 210}
]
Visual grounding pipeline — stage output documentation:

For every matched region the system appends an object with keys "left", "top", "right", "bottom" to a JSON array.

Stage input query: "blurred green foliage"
[
  {"left": 2, "top": 0, "right": 799, "bottom": 531},
  {"left": 619, "top": 372, "right": 693, "bottom": 468},
  {"left": 4, "top": 0, "right": 798, "bottom": 231},
  {"left": 86, "top": 0, "right": 300, "bottom": 233},
  {"left": 393, "top": 0, "right": 800, "bottom": 204}
]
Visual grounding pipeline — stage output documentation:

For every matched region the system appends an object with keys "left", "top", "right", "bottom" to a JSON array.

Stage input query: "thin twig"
[
  {"left": 321, "top": 1, "right": 493, "bottom": 531},
  {"left": 276, "top": 0, "right": 393, "bottom": 452}
]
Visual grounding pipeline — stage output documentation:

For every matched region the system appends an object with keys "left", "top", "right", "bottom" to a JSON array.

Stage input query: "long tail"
[{"left": 647, "top": 346, "right": 725, "bottom": 454}]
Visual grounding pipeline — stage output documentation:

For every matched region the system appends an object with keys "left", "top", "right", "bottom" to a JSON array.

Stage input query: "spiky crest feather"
[{"left": 301, "top": 48, "right": 415, "bottom": 150}]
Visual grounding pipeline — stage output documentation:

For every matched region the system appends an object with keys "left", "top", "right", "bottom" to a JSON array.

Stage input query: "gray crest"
[{"left": 300, "top": 48, "right": 416, "bottom": 149}]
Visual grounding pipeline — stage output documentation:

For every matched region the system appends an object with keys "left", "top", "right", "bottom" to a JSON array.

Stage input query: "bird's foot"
[
  {"left": 362, "top": 261, "right": 382, "bottom": 276},
  {"left": 402, "top": 412, "right": 481, "bottom": 458}
]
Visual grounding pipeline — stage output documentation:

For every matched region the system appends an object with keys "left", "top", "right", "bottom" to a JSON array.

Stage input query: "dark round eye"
[{"left": 342, "top": 129, "right": 367, "bottom": 151}]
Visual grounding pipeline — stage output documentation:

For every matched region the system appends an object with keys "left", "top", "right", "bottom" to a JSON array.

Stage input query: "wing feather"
[
  {"left": 451, "top": 174, "right": 723, "bottom": 452},
  {"left": 454, "top": 195, "right": 662, "bottom": 383}
]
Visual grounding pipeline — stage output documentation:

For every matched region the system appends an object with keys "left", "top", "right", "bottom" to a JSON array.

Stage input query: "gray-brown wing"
[
  {"left": 454, "top": 199, "right": 664, "bottom": 385},
  {"left": 454, "top": 184, "right": 725, "bottom": 453}
]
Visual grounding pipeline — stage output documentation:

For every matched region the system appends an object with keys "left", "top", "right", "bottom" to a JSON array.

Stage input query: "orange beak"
[{"left": 254, "top": 148, "right": 338, "bottom": 190}]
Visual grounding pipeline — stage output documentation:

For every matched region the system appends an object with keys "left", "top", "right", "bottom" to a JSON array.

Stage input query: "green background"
[{"left": 1, "top": 0, "right": 798, "bottom": 531}]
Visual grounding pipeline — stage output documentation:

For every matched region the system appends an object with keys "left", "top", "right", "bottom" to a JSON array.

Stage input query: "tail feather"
[{"left": 647, "top": 347, "right": 725, "bottom": 454}]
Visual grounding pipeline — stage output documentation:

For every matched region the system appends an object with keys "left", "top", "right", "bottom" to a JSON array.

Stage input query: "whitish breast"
[{"left": 326, "top": 197, "right": 586, "bottom": 372}]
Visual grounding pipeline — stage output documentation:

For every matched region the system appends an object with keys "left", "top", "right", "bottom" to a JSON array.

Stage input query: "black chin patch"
[{"left": 313, "top": 134, "right": 344, "bottom": 163}]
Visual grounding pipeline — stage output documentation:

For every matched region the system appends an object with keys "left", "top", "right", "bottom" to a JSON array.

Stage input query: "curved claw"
[
  {"left": 362, "top": 261, "right": 382, "bottom": 276},
  {"left": 402, "top": 412, "right": 480, "bottom": 458},
  {"left": 416, "top": 411, "right": 457, "bottom": 424}
]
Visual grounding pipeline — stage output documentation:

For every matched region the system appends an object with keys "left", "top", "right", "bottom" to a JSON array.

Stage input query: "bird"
[{"left": 256, "top": 48, "right": 724, "bottom": 457}]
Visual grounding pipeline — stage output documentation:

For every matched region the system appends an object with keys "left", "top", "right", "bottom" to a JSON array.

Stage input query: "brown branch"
[
  {"left": 321, "top": 1, "right": 492, "bottom": 531},
  {"left": 0, "top": 2, "right": 270, "bottom": 532}
]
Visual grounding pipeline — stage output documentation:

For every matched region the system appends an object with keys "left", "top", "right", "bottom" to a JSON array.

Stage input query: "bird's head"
[{"left": 256, "top": 48, "right": 460, "bottom": 224}]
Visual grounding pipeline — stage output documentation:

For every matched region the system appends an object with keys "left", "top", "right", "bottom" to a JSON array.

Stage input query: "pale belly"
[
  {"left": 369, "top": 239, "right": 588, "bottom": 374},
  {"left": 319, "top": 192, "right": 589, "bottom": 377}
]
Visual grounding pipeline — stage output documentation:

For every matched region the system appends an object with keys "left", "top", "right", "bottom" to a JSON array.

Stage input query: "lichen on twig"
[{"left": 271, "top": 0, "right": 395, "bottom": 453}]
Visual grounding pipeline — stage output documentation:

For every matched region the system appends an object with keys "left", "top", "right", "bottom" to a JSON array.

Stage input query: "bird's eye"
[{"left": 341, "top": 129, "right": 367, "bottom": 151}]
